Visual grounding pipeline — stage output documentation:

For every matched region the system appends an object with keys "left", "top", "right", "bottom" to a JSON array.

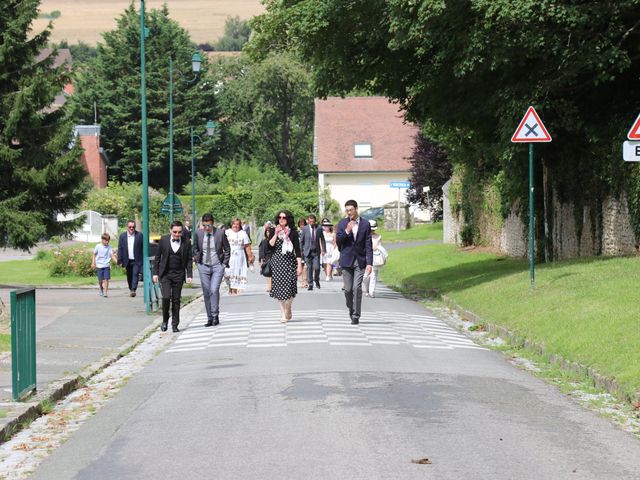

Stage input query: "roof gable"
[{"left": 314, "top": 96, "right": 418, "bottom": 173}]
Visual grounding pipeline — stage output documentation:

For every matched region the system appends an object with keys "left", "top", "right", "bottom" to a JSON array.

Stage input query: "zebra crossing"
[{"left": 166, "top": 308, "right": 486, "bottom": 353}]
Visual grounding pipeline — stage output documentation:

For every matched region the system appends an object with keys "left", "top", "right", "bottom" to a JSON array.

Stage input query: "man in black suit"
[
  {"left": 335, "top": 200, "right": 373, "bottom": 325},
  {"left": 192, "top": 213, "right": 230, "bottom": 327},
  {"left": 117, "top": 220, "right": 143, "bottom": 297},
  {"left": 301, "top": 214, "right": 326, "bottom": 290},
  {"left": 152, "top": 221, "right": 193, "bottom": 332}
]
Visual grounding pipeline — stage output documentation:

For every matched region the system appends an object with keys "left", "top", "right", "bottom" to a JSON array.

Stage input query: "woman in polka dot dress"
[{"left": 268, "top": 209, "right": 302, "bottom": 322}]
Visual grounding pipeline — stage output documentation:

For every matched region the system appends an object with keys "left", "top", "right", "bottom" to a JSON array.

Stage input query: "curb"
[
  {"left": 0, "top": 295, "right": 202, "bottom": 444},
  {"left": 439, "top": 294, "right": 639, "bottom": 405}
]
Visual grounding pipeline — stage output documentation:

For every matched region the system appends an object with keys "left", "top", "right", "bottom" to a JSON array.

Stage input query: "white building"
[{"left": 313, "top": 96, "right": 425, "bottom": 218}]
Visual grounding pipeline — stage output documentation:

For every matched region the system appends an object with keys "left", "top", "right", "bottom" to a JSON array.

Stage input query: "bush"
[{"left": 49, "top": 247, "right": 95, "bottom": 277}]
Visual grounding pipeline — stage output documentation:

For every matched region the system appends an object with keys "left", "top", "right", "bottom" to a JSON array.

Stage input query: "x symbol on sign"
[{"left": 524, "top": 123, "right": 539, "bottom": 137}]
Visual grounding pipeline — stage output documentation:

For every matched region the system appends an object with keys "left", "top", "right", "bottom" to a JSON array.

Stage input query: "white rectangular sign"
[{"left": 623, "top": 141, "right": 640, "bottom": 162}]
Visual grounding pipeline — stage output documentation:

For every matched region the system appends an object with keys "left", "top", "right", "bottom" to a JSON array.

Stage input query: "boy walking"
[{"left": 92, "top": 233, "right": 117, "bottom": 298}]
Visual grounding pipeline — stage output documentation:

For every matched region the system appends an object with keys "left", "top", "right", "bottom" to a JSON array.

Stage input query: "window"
[{"left": 354, "top": 143, "right": 372, "bottom": 158}]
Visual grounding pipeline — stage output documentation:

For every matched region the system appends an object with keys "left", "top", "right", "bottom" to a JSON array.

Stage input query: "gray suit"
[
  {"left": 300, "top": 224, "right": 326, "bottom": 288},
  {"left": 193, "top": 227, "right": 230, "bottom": 323}
]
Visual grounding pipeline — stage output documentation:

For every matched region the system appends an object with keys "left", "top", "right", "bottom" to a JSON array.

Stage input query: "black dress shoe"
[
  {"left": 212, "top": 316, "right": 220, "bottom": 326},
  {"left": 315, "top": 282, "right": 321, "bottom": 289},
  {"left": 205, "top": 319, "right": 214, "bottom": 327},
  {"left": 172, "top": 326, "right": 180, "bottom": 333},
  {"left": 160, "top": 322, "right": 168, "bottom": 332},
  {"left": 350, "top": 317, "right": 359, "bottom": 325},
  {"left": 307, "top": 286, "right": 313, "bottom": 291}
]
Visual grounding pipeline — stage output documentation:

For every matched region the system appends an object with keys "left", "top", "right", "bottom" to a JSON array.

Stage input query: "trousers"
[
  {"left": 342, "top": 263, "right": 365, "bottom": 320},
  {"left": 197, "top": 263, "right": 225, "bottom": 321},
  {"left": 305, "top": 252, "right": 321, "bottom": 285},
  {"left": 160, "top": 275, "right": 184, "bottom": 327},
  {"left": 126, "top": 262, "right": 142, "bottom": 292}
]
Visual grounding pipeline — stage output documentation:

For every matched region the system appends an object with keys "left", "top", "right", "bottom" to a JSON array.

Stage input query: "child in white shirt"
[{"left": 92, "top": 233, "right": 117, "bottom": 297}]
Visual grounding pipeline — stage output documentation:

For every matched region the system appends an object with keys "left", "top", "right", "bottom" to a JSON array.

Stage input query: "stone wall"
[{"left": 443, "top": 184, "right": 637, "bottom": 259}]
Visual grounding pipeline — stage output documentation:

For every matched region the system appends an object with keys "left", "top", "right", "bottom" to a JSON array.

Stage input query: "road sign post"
[
  {"left": 511, "top": 106, "right": 552, "bottom": 289},
  {"left": 389, "top": 181, "right": 410, "bottom": 233}
]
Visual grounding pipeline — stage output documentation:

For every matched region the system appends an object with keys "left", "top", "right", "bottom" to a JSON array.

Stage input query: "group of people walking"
[{"left": 96, "top": 199, "right": 386, "bottom": 332}]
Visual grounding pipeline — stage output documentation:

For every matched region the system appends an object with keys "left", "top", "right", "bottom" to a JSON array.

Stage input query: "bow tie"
[{"left": 172, "top": 239, "right": 180, "bottom": 243}]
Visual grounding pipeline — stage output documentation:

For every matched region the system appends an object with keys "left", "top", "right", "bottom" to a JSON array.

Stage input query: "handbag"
[
  {"left": 329, "top": 248, "right": 340, "bottom": 265},
  {"left": 260, "top": 261, "right": 272, "bottom": 277},
  {"left": 373, "top": 245, "right": 388, "bottom": 266}
]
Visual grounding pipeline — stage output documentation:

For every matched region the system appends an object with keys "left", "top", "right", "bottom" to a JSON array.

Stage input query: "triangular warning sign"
[
  {"left": 627, "top": 113, "right": 640, "bottom": 140},
  {"left": 511, "top": 106, "right": 552, "bottom": 143}
]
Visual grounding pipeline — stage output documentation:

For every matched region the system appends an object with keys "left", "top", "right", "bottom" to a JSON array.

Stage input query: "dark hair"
[
  {"left": 297, "top": 217, "right": 307, "bottom": 228},
  {"left": 201, "top": 213, "right": 214, "bottom": 223},
  {"left": 275, "top": 210, "right": 296, "bottom": 230},
  {"left": 344, "top": 199, "right": 358, "bottom": 209},
  {"left": 170, "top": 220, "right": 183, "bottom": 229},
  {"left": 127, "top": 220, "right": 136, "bottom": 226},
  {"left": 101, "top": 233, "right": 110, "bottom": 241},
  {"left": 264, "top": 225, "right": 275, "bottom": 240},
  {"left": 307, "top": 214, "right": 316, "bottom": 221}
]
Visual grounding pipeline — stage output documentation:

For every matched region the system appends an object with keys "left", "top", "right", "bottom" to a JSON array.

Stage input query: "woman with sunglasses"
[{"left": 268, "top": 210, "right": 302, "bottom": 322}]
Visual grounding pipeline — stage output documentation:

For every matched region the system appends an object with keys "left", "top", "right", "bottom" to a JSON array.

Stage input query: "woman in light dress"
[
  {"left": 320, "top": 218, "right": 335, "bottom": 281},
  {"left": 225, "top": 218, "right": 254, "bottom": 295},
  {"left": 364, "top": 219, "right": 384, "bottom": 298}
]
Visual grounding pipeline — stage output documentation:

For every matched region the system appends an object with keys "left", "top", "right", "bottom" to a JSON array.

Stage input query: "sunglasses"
[
  {"left": 171, "top": 230, "right": 182, "bottom": 234},
  {"left": 278, "top": 215, "right": 287, "bottom": 219},
  {"left": 202, "top": 223, "right": 213, "bottom": 228},
  {"left": 128, "top": 226, "right": 135, "bottom": 229}
]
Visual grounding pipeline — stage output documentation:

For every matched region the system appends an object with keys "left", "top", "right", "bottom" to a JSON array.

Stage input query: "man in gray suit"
[
  {"left": 192, "top": 213, "right": 231, "bottom": 327},
  {"left": 301, "top": 214, "right": 326, "bottom": 291}
]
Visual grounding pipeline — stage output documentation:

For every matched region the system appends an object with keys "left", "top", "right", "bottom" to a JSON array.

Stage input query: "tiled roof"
[
  {"left": 314, "top": 96, "right": 419, "bottom": 173},
  {"left": 36, "top": 48, "right": 73, "bottom": 69}
]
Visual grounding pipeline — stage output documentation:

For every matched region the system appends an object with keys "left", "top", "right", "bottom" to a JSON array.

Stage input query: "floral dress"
[{"left": 226, "top": 229, "right": 251, "bottom": 290}]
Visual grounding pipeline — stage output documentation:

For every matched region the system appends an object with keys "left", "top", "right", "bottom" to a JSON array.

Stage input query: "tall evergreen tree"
[
  {"left": 68, "top": 4, "right": 219, "bottom": 190},
  {"left": 0, "top": 0, "right": 89, "bottom": 250}
]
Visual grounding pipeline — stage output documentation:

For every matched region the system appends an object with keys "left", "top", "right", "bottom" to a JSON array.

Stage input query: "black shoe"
[
  {"left": 172, "top": 326, "right": 180, "bottom": 333},
  {"left": 212, "top": 316, "right": 220, "bottom": 326},
  {"left": 307, "top": 286, "right": 313, "bottom": 291},
  {"left": 350, "top": 316, "right": 359, "bottom": 325},
  {"left": 315, "top": 282, "right": 321, "bottom": 289},
  {"left": 205, "top": 319, "right": 214, "bottom": 327},
  {"left": 160, "top": 322, "right": 168, "bottom": 332}
]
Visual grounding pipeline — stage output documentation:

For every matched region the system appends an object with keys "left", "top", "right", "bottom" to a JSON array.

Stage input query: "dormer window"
[{"left": 354, "top": 143, "right": 372, "bottom": 158}]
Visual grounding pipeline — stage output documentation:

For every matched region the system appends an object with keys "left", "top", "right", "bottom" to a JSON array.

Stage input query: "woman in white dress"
[
  {"left": 321, "top": 218, "right": 335, "bottom": 281},
  {"left": 225, "top": 218, "right": 254, "bottom": 295},
  {"left": 364, "top": 219, "right": 384, "bottom": 298}
]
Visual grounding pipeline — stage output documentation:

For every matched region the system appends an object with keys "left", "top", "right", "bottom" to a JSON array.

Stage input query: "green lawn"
[
  {"left": 378, "top": 222, "right": 442, "bottom": 243},
  {"left": 0, "top": 257, "right": 125, "bottom": 286},
  {"left": 381, "top": 243, "right": 640, "bottom": 399}
]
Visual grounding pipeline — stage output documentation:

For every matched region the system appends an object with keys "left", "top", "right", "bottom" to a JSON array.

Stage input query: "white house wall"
[{"left": 321, "top": 172, "right": 411, "bottom": 212}]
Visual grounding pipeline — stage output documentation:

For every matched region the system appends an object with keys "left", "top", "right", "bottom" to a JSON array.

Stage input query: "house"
[
  {"left": 314, "top": 96, "right": 420, "bottom": 217},
  {"left": 36, "top": 48, "right": 74, "bottom": 111},
  {"left": 75, "top": 125, "right": 109, "bottom": 188}
]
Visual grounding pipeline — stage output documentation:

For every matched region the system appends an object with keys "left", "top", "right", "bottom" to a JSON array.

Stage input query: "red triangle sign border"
[
  {"left": 628, "top": 113, "right": 640, "bottom": 140},
  {"left": 511, "top": 106, "right": 552, "bottom": 143}
]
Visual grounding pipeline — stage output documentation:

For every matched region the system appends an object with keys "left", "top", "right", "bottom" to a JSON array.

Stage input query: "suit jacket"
[
  {"left": 153, "top": 235, "right": 193, "bottom": 280},
  {"left": 192, "top": 227, "right": 230, "bottom": 267},
  {"left": 301, "top": 224, "right": 326, "bottom": 257},
  {"left": 117, "top": 230, "right": 143, "bottom": 267},
  {"left": 335, "top": 216, "right": 373, "bottom": 269}
]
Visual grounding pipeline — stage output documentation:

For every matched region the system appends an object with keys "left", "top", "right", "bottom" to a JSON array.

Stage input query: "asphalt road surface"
[{"left": 30, "top": 273, "right": 640, "bottom": 479}]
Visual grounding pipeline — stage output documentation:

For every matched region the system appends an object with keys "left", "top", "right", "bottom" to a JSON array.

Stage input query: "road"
[{"left": 29, "top": 272, "right": 640, "bottom": 479}]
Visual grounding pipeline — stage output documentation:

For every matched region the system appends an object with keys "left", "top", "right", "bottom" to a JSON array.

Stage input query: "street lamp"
[
  {"left": 168, "top": 53, "right": 202, "bottom": 223},
  {"left": 190, "top": 120, "right": 216, "bottom": 232},
  {"left": 139, "top": 0, "right": 151, "bottom": 313}
]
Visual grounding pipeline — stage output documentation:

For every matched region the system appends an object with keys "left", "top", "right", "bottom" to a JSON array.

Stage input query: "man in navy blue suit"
[
  {"left": 335, "top": 199, "right": 373, "bottom": 324},
  {"left": 117, "top": 220, "right": 143, "bottom": 297}
]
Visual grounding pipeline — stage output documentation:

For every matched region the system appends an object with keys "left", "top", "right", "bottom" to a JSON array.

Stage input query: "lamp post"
[
  {"left": 190, "top": 120, "right": 216, "bottom": 231},
  {"left": 168, "top": 52, "right": 203, "bottom": 223},
  {"left": 139, "top": 0, "right": 151, "bottom": 313}
]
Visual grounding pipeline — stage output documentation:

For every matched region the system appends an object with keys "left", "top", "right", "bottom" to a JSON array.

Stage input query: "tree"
[
  {"left": 249, "top": 0, "right": 640, "bottom": 246},
  {"left": 217, "top": 52, "right": 315, "bottom": 177},
  {"left": 68, "top": 4, "right": 219, "bottom": 190},
  {"left": 407, "top": 133, "right": 451, "bottom": 218},
  {"left": 0, "top": 0, "right": 89, "bottom": 250},
  {"left": 213, "top": 16, "right": 251, "bottom": 51}
]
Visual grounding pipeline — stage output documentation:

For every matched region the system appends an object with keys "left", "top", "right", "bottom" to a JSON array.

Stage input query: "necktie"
[
  {"left": 172, "top": 239, "right": 180, "bottom": 243},
  {"left": 311, "top": 226, "right": 315, "bottom": 244},
  {"left": 205, "top": 233, "right": 212, "bottom": 264}
]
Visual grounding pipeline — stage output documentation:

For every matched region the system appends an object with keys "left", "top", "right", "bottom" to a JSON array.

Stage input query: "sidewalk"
[{"left": 0, "top": 280, "right": 202, "bottom": 441}]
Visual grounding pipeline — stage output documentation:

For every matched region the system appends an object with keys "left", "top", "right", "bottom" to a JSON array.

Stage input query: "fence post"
[{"left": 10, "top": 287, "right": 37, "bottom": 401}]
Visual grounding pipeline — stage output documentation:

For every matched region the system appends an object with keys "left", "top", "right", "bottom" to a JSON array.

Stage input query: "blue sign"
[{"left": 389, "top": 181, "right": 410, "bottom": 188}]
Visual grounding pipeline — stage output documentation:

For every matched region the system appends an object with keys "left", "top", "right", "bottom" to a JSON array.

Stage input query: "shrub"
[{"left": 49, "top": 247, "right": 95, "bottom": 277}]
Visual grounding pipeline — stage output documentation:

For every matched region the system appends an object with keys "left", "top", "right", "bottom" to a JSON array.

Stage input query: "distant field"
[{"left": 33, "top": 0, "right": 265, "bottom": 45}]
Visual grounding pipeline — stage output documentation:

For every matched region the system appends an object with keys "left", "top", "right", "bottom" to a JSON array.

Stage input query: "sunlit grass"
[{"left": 378, "top": 222, "right": 442, "bottom": 243}]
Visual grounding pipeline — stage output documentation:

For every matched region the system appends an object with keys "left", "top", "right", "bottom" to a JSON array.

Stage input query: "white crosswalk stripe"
[{"left": 166, "top": 309, "right": 486, "bottom": 353}]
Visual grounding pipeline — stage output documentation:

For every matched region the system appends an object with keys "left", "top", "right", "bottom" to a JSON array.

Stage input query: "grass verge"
[
  {"left": 0, "top": 258, "right": 125, "bottom": 286},
  {"left": 380, "top": 243, "right": 640, "bottom": 400},
  {"left": 378, "top": 222, "right": 443, "bottom": 243}
]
